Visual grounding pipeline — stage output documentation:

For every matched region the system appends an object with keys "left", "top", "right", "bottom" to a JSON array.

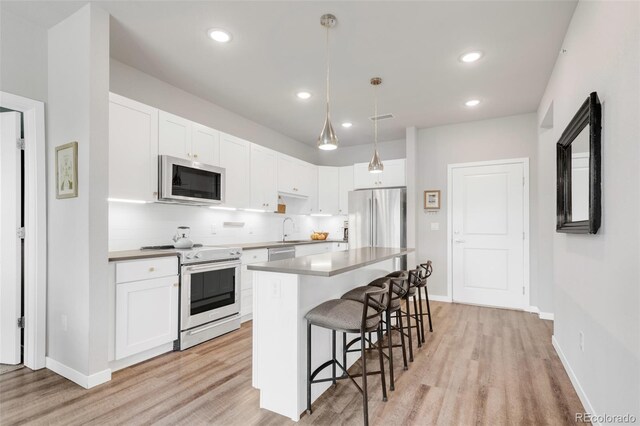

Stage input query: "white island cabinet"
[
  {"left": 108, "top": 254, "right": 179, "bottom": 371},
  {"left": 249, "top": 247, "right": 411, "bottom": 421}
]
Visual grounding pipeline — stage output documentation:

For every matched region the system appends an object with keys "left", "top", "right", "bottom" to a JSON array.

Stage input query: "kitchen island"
[{"left": 248, "top": 247, "right": 412, "bottom": 421}]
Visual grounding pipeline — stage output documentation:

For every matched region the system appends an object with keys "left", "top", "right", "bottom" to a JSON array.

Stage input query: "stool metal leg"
[
  {"left": 343, "top": 332, "right": 347, "bottom": 372},
  {"left": 306, "top": 321, "right": 312, "bottom": 415},
  {"left": 360, "top": 330, "right": 369, "bottom": 426},
  {"left": 332, "top": 330, "right": 337, "bottom": 386},
  {"left": 386, "top": 310, "right": 395, "bottom": 391},
  {"left": 396, "top": 310, "right": 408, "bottom": 370},
  {"left": 425, "top": 287, "right": 433, "bottom": 334},
  {"left": 405, "top": 298, "right": 414, "bottom": 362},
  {"left": 417, "top": 287, "right": 426, "bottom": 343},
  {"left": 376, "top": 325, "right": 388, "bottom": 402},
  {"left": 413, "top": 294, "right": 422, "bottom": 348}
]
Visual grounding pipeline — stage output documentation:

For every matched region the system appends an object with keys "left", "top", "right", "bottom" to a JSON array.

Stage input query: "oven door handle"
[{"left": 182, "top": 260, "right": 241, "bottom": 274}]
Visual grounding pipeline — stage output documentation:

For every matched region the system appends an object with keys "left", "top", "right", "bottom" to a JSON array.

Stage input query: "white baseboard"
[
  {"left": 241, "top": 313, "right": 253, "bottom": 323},
  {"left": 552, "top": 336, "right": 598, "bottom": 425},
  {"left": 526, "top": 305, "right": 555, "bottom": 321},
  {"left": 46, "top": 357, "right": 111, "bottom": 389},
  {"left": 108, "top": 342, "right": 174, "bottom": 373},
  {"left": 427, "top": 294, "right": 452, "bottom": 303}
]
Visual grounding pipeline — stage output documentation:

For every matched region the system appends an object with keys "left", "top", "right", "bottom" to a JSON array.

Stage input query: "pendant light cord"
[
  {"left": 325, "top": 25, "right": 330, "bottom": 116},
  {"left": 374, "top": 83, "right": 378, "bottom": 150}
]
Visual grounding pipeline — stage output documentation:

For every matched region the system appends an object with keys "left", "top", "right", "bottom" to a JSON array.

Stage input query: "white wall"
[
  {"left": 537, "top": 0, "right": 639, "bottom": 418},
  {"left": 415, "top": 113, "right": 540, "bottom": 306},
  {"left": 0, "top": 8, "right": 48, "bottom": 102},
  {"left": 315, "top": 138, "right": 406, "bottom": 167},
  {"left": 110, "top": 59, "right": 318, "bottom": 164},
  {"left": 109, "top": 203, "right": 346, "bottom": 251},
  {"left": 47, "top": 4, "right": 110, "bottom": 381}
]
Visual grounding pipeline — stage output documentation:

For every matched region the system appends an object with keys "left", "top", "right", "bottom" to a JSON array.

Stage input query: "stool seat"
[
  {"left": 305, "top": 299, "right": 380, "bottom": 333},
  {"left": 342, "top": 286, "right": 401, "bottom": 310}
]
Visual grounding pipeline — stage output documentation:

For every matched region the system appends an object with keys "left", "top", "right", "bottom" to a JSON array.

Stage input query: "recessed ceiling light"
[
  {"left": 465, "top": 99, "right": 481, "bottom": 107},
  {"left": 296, "top": 91, "right": 312, "bottom": 100},
  {"left": 460, "top": 51, "right": 483, "bottom": 63},
  {"left": 208, "top": 29, "right": 232, "bottom": 43},
  {"left": 341, "top": 122, "right": 353, "bottom": 128}
]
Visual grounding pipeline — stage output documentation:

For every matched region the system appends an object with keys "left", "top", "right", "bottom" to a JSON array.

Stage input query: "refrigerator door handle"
[
  {"left": 369, "top": 197, "right": 374, "bottom": 247},
  {"left": 373, "top": 197, "right": 378, "bottom": 246}
]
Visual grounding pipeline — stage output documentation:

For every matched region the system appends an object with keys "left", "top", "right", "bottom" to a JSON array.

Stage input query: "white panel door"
[
  {"left": 250, "top": 144, "right": 278, "bottom": 211},
  {"left": 191, "top": 123, "right": 220, "bottom": 166},
  {"left": 220, "top": 133, "right": 251, "bottom": 208},
  {"left": 0, "top": 112, "right": 22, "bottom": 364},
  {"left": 108, "top": 93, "right": 159, "bottom": 202},
  {"left": 451, "top": 161, "right": 526, "bottom": 309},
  {"left": 115, "top": 276, "right": 179, "bottom": 360},
  {"left": 158, "top": 111, "right": 191, "bottom": 160},
  {"left": 317, "top": 167, "right": 340, "bottom": 215}
]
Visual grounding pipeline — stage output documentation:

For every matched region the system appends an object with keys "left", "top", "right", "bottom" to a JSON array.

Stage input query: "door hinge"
[
  {"left": 523, "top": 232, "right": 525, "bottom": 240},
  {"left": 522, "top": 177, "right": 525, "bottom": 186},
  {"left": 522, "top": 286, "right": 525, "bottom": 295},
  {"left": 17, "top": 317, "right": 25, "bottom": 329},
  {"left": 17, "top": 227, "right": 25, "bottom": 239},
  {"left": 17, "top": 138, "right": 25, "bottom": 150}
]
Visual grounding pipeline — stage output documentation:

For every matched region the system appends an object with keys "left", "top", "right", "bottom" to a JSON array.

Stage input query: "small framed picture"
[
  {"left": 56, "top": 141, "right": 78, "bottom": 199},
  {"left": 424, "top": 190, "right": 441, "bottom": 210}
]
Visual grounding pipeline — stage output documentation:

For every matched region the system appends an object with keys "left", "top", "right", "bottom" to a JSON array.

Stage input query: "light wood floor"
[{"left": 0, "top": 302, "right": 585, "bottom": 425}]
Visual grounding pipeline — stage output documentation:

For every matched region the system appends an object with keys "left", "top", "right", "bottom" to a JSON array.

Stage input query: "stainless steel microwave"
[{"left": 158, "top": 155, "right": 225, "bottom": 205}]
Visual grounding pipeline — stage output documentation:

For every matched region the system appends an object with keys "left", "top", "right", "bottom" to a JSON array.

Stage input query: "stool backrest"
[
  {"left": 417, "top": 261, "right": 433, "bottom": 287},
  {"left": 362, "top": 283, "right": 389, "bottom": 326}
]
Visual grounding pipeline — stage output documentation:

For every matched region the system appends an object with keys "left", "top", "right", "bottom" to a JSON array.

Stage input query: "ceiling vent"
[{"left": 369, "top": 113, "right": 395, "bottom": 121}]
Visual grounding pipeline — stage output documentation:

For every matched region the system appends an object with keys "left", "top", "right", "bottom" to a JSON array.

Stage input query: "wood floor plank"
[{"left": 0, "top": 302, "right": 587, "bottom": 425}]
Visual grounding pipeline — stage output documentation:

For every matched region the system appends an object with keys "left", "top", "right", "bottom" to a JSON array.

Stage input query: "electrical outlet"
[
  {"left": 431, "top": 222, "right": 440, "bottom": 231},
  {"left": 579, "top": 331, "right": 584, "bottom": 352},
  {"left": 61, "top": 314, "right": 68, "bottom": 332},
  {"left": 210, "top": 224, "right": 217, "bottom": 235}
]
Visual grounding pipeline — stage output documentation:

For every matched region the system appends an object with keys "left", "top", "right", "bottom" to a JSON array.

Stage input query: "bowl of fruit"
[{"left": 310, "top": 231, "right": 329, "bottom": 240}]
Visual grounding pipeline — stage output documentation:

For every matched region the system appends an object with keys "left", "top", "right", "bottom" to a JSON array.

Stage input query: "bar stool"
[
  {"left": 341, "top": 277, "right": 408, "bottom": 391},
  {"left": 416, "top": 261, "right": 434, "bottom": 343},
  {"left": 305, "top": 284, "right": 389, "bottom": 426},
  {"left": 386, "top": 270, "right": 422, "bottom": 362}
]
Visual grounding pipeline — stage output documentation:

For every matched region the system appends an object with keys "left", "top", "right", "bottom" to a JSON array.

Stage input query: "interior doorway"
[
  {"left": 0, "top": 91, "right": 47, "bottom": 371},
  {"left": 447, "top": 158, "right": 530, "bottom": 310}
]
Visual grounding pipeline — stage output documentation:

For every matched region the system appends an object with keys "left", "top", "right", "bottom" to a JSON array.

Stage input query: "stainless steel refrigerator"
[{"left": 348, "top": 188, "right": 406, "bottom": 250}]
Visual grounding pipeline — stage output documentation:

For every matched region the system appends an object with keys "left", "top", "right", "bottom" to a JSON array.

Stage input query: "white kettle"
[{"left": 172, "top": 226, "right": 194, "bottom": 249}]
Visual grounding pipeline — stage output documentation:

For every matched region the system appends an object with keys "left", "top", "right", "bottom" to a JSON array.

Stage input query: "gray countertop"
[
  {"left": 218, "top": 239, "right": 347, "bottom": 250},
  {"left": 108, "top": 249, "right": 179, "bottom": 262},
  {"left": 247, "top": 247, "right": 413, "bottom": 277}
]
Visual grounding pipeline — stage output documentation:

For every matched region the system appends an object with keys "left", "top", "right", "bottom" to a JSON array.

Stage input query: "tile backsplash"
[{"left": 109, "top": 202, "right": 347, "bottom": 251}]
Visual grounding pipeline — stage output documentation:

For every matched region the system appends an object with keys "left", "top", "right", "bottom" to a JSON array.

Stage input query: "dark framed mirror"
[{"left": 556, "top": 92, "right": 601, "bottom": 234}]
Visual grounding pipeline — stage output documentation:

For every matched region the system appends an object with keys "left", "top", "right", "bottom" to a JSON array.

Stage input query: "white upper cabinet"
[
  {"left": 278, "top": 154, "right": 314, "bottom": 197},
  {"left": 220, "top": 133, "right": 251, "bottom": 208},
  {"left": 338, "top": 166, "right": 354, "bottom": 215},
  {"left": 250, "top": 144, "right": 278, "bottom": 211},
  {"left": 159, "top": 111, "right": 220, "bottom": 165},
  {"left": 353, "top": 159, "right": 406, "bottom": 189},
  {"left": 191, "top": 122, "right": 220, "bottom": 166},
  {"left": 158, "top": 111, "right": 191, "bottom": 160},
  {"left": 317, "top": 167, "right": 340, "bottom": 215},
  {"left": 109, "top": 93, "right": 159, "bottom": 202}
]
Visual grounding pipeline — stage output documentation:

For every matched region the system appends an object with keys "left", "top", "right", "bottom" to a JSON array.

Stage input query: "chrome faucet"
[{"left": 282, "top": 217, "right": 294, "bottom": 242}]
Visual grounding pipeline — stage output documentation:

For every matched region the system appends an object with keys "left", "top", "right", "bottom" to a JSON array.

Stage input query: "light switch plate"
[{"left": 431, "top": 222, "right": 440, "bottom": 231}]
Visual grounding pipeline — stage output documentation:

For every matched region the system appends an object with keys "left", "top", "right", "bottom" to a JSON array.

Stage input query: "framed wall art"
[
  {"left": 424, "top": 190, "right": 441, "bottom": 210},
  {"left": 55, "top": 141, "right": 78, "bottom": 199}
]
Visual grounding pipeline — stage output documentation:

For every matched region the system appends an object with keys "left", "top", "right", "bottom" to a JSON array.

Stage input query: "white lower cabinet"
[
  {"left": 115, "top": 275, "right": 179, "bottom": 360},
  {"left": 240, "top": 249, "right": 269, "bottom": 321},
  {"left": 333, "top": 242, "right": 349, "bottom": 252},
  {"left": 294, "top": 242, "right": 333, "bottom": 257}
]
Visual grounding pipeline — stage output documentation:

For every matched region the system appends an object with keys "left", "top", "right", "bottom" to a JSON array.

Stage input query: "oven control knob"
[{"left": 235, "top": 251, "right": 241, "bottom": 255}]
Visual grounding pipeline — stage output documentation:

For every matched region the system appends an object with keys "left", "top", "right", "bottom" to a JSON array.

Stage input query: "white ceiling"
[{"left": 4, "top": 1, "right": 577, "bottom": 146}]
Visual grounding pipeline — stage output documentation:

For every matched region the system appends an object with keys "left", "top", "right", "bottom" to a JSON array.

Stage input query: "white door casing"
[
  {"left": 449, "top": 159, "right": 529, "bottom": 310},
  {"left": 0, "top": 111, "right": 22, "bottom": 364}
]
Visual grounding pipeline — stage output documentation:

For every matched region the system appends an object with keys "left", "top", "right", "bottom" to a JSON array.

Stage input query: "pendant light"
[
  {"left": 317, "top": 14, "right": 338, "bottom": 151},
  {"left": 368, "top": 77, "right": 384, "bottom": 173}
]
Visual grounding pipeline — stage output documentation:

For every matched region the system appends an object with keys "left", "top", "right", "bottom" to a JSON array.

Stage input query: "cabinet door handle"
[
  {"left": 187, "top": 153, "right": 191, "bottom": 158},
  {"left": 173, "top": 283, "right": 179, "bottom": 287},
  {"left": 149, "top": 267, "right": 155, "bottom": 272},
  {"left": 194, "top": 154, "right": 198, "bottom": 159}
]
